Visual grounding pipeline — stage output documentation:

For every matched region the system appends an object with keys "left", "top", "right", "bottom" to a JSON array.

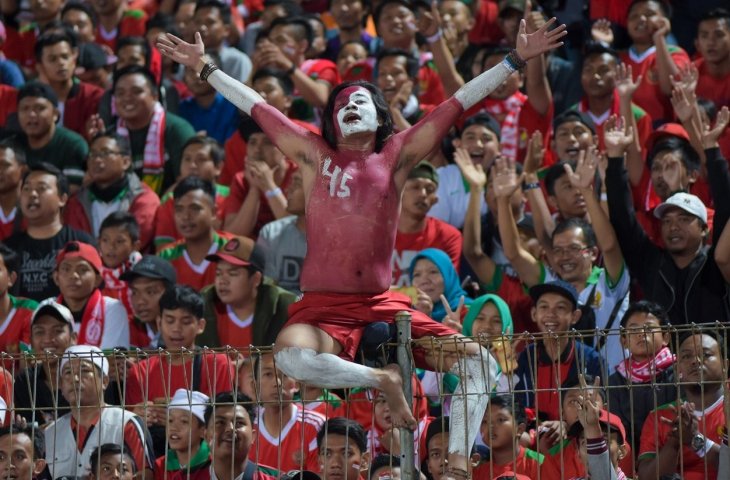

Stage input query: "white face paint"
[{"left": 335, "top": 88, "right": 379, "bottom": 137}]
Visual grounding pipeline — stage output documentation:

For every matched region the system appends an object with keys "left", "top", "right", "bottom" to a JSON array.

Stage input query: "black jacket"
[{"left": 606, "top": 147, "right": 730, "bottom": 325}]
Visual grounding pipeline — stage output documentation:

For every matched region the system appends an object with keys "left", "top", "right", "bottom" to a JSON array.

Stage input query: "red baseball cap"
[
  {"left": 55, "top": 241, "right": 102, "bottom": 273},
  {"left": 206, "top": 236, "right": 265, "bottom": 271},
  {"left": 645, "top": 122, "right": 690, "bottom": 153}
]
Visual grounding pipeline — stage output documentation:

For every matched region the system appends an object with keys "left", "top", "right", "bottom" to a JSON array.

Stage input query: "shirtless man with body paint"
[{"left": 157, "top": 16, "right": 565, "bottom": 479}]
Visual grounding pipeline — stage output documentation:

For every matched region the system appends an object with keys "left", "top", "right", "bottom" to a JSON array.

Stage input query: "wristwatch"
[{"left": 691, "top": 433, "right": 706, "bottom": 452}]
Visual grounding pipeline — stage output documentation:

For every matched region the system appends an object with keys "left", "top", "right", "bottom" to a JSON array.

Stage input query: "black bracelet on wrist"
[
  {"left": 199, "top": 63, "right": 219, "bottom": 81},
  {"left": 505, "top": 49, "right": 527, "bottom": 71},
  {"left": 284, "top": 63, "right": 297, "bottom": 76}
]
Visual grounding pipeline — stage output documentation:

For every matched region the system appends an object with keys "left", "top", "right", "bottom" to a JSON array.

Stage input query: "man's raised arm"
[
  {"left": 157, "top": 32, "right": 320, "bottom": 168},
  {"left": 396, "top": 18, "right": 566, "bottom": 175}
]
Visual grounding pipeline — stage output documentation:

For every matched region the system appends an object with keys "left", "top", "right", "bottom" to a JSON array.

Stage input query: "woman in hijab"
[{"left": 409, "top": 248, "right": 472, "bottom": 325}]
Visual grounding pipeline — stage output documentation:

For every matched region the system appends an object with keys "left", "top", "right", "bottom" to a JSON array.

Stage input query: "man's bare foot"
[{"left": 378, "top": 364, "right": 418, "bottom": 430}]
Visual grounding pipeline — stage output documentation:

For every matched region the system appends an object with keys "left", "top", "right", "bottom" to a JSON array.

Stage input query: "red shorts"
[{"left": 286, "top": 290, "right": 458, "bottom": 364}]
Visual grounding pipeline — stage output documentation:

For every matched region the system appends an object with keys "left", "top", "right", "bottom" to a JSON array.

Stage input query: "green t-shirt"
[
  {"left": 23, "top": 126, "right": 88, "bottom": 185},
  {"left": 129, "top": 112, "right": 195, "bottom": 195}
]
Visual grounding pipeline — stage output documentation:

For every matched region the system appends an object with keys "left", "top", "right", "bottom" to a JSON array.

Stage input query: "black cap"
[
  {"left": 77, "top": 42, "right": 115, "bottom": 71},
  {"left": 279, "top": 471, "right": 321, "bottom": 480},
  {"left": 529, "top": 280, "right": 579, "bottom": 309},
  {"left": 120, "top": 255, "right": 177, "bottom": 284}
]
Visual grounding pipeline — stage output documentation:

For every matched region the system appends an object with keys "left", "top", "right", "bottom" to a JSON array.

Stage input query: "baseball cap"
[
  {"left": 31, "top": 298, "right": 74, "bottom": 328},
  {"left": 169, "top": 389, "right": 210, "bottom": 423},
  {"left": 646, "top": 123, "right": 690, "bottom": 154},
  {"left": 568, "top": 409, "right": 627, "bottom": 445},
  {"left": 529, "top": 280, "right": 579, "bottom": 309},
  {"left": 77, "top": 43, "right": 117, "bottom": 71},
  {"left": 206, "top": 236, "right": 265, "bottom": 271},
  {"left": 120, "top": 255, "right": 177, "bottom": 284},
  {"left": 499, "top": 0, "right": 526, "bottom": 16},
  {"left": 408, "top": 161, "right": 439, "bottom": 185},
  {"left": 60, "top": 345, "right": 109, "bottom": 377},
  {"left": 279, "top": 471, "right": 321, "bottom": 480},
  {"left": 56, "top": 241, "right": 102, "bottom": 273},
  {"left": 653, "top": 192, "right": 708, "bottom": 225}
]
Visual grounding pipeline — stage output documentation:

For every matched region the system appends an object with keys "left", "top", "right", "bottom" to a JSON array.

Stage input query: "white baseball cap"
[
  {"left": 654, "top": 192, "right": 708, "bottom": 225},
  {"left": 169, "top": 389, "right": 209, "bottom": 423},
  {"left": 60, "top": 345, "right": 109, "bottom": 377},
  {"left": 31, "top": 298, "right": 74, "bottom": 327}
]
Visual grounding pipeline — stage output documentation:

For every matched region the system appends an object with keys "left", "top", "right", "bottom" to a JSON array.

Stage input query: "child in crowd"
[
  {"left": 0, "top": 243, "right": 37, "bottom": 371},
  {"left": 318, "top": 417, "right": 371, "bottom": 480},
  {"left": 155, "top": 389, "right": 211, "bottom": 480},
  {"left": 608, "top": 301, "right": 676, "bottom": 454},
  {"left": 155, "top": 136, "right": 229, "bottom": 249},
  {"left": 98, "top": 212, "right": 142, "bottom": 321},
  {"left": 54, "top": 240, "right": 130, "bottom": 349},
  {"left": 88, "top": 443, "right": 138, "bottom": 480},
  {"left": 424, "top": 417, "right": 449, "bottom": 480},
  {"left": 569, "top": 377, "right": 629, "bottom": 480},
  {"left": 366, "top": 390, "right": 427, "bottom": 459},
  {"left": 250, "top": 352, "right": 323, "bottom": 472},
  {"left": 473, "top": 394, "right": 542, "bottom": 480},
  {"left": 461, "top": 294, "right": 518, "bottom": 393},
  {"left": 125, "top": 285, "right": 234, "bottom": 454}
]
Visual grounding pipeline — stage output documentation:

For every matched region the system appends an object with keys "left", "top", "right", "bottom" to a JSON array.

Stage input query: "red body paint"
[{"left": 251, "top": 96, "right": 463, "bottom": 294}]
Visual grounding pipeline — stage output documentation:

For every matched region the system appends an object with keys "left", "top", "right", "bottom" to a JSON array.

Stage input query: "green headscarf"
[{"left": 461, "top": 293, "right": 513, "bottom": 337}]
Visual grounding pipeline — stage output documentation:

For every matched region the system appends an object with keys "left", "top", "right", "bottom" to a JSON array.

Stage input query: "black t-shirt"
[{"left": 5, "top": 225, "right": 96, "bottom": 301}]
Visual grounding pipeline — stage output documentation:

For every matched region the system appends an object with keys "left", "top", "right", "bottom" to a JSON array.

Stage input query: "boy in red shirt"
[
  {"left": 619, "top": 0, "right": 691, "bottom": 122},
  {"left": 473, "top": 395, "right": 542, "bottom": 480},
  {"left": 125, "top": 285, "right": 234, "bottom": 450},
  {"left": 158, "top": 177, "right": 233, "bottom": 290},
  {"left": 155, "top": 137, "right": 229, "bottom": 250},
  {"left": 98, "top": 212, "right": 142, "bottom": 321},
  {"left": 695, "top": 9, "right": 730, "bottom": 110},
  {"left": 249, "top": 352, "right": 324, "bottom": 473},
  {"left": 0, "top": 244, "right": 37, "bottom": 371},
  {"left": 393, "top": 161, "right": 461, "bottom": 287},
  {"left": 317, "top": 418, "right": 371, "bottom": 480},
  {"left": 90, "top": 0, "right": 147, "bottom": 51}
]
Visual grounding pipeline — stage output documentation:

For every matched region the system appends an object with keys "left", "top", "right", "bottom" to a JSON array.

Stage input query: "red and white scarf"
[
  {"left": 483, "top": 91, "right": 527, "bottom": 162},
  {"left": 615, "top": 346, "right": 675, "bottom": 383},
  {"left": 59, "top": 289, "right": 106, "bottom": 347},
  {"left": 101, "top": 252, "right": 142, "bottom": 316},
  {"left": 116, "top": 101, "right": 166, "bottom": 175}
]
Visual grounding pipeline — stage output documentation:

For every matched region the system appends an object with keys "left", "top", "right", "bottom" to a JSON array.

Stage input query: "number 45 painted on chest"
[{"left": 322, "top": 158, "right": 353, "bottom": 198}]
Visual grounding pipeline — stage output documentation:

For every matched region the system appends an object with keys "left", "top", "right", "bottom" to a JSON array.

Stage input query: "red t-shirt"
[
  {"left": 0, "top": 85, "right": 18, "bottom": 129},
  {"left": 212, "top": 300, "right": 253, "bottom": 348},
  {"left": 220, "top": 120, "right": 317, "bottom": 185},
  {"left": 695, "top": 58, "right": 730, "bottom": 109},
  {"left": 541, "top": 440, "right": 585, "bottom": 480},
  {"left": 94, "top": 10, "right": 148, "bottom": 51},
  {"left": 221, "top": 163, "right": 297, "bottom": 238},
  {"left": 417, "top": 61, "right": 446, "bottom": 107},
  {"left": 620, "top": 46, "right": 691, "bottom": 122},
  {"left": 125, "top": 352, "right": 235, "bottom": 405},
  {"left": 392, "top": 217, "right": 462, "bottom": 287},
  {"left": 0, "top": 295, "right": 35, "bottom": 372},
  {"left": 250, "top": 404, "right": 324, "bottom": 473},
  {"left": 639, "top": 398, "right": 724, "bottom": 480},
  {"left": 157, "top": 231, "right": 235, "bottom": 290},
  {"left": 2, "top": 25, "right": 36, "bottom": 71},
  {"left": 473, "top": 446, "right": 542, "bottom": 480},
  {"left": 468, "top": 0, "right": 503, "bottom": 45},
  {"left": 63, "top": 81, "right": 104, "bottom": 137},
  {"left": 154, "top": 186, "right": 229, "bottom": 250}
]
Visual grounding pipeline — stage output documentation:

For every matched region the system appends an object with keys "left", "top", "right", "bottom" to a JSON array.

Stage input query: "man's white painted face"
[{"left": 334, "top": 87, "right": 379, "bottom": 138}]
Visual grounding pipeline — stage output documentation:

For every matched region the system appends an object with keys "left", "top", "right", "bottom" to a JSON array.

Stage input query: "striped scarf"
[
  {"left": 615, "top": 346, "right": 675, "bottom": 383},
  {"left": 483, "top": 91, "right": 527, "bottom": 162}
]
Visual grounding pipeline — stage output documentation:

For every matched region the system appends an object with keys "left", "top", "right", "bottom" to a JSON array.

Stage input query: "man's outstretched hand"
[
  {"left": 515, "top": 14, "right": 567, "bottom": 62},
  {"left": 156, "top": 32, "right": 206, "bottom": 72}
]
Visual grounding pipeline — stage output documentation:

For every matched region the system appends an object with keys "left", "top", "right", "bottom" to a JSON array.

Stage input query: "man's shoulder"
[
  {"left": 52, "top": 126, "right": 87, "bottom": 148},
  {"left": 260, "top": 216, "right": 299, "bottom": 238},
  {"left": 426, "top": 216, "right": 461, "bottom": 237},
  {"left": 158, "top": 241, "right": 187, "bottom": 260}
]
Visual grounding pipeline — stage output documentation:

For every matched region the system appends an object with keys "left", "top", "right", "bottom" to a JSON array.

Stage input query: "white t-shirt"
[{"left": 428, "top": 164, "right": 487, "bottom": 229}]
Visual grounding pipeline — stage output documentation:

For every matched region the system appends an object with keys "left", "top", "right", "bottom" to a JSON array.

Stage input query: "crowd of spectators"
[{"left": 1, "top": 0, "right": 730, "bottom": 479}]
